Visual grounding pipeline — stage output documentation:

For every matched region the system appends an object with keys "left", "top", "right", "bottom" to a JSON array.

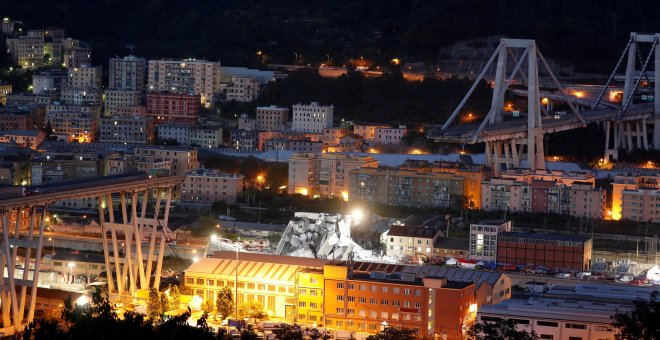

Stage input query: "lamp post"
[
  {"left": 235, "top": 236, "right": 241, "bottom": 319},
  {"left": 68, "top": 262, "right": 75, "bottom": 290}
]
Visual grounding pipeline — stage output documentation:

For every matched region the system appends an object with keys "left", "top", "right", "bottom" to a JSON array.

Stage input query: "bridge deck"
[
  {"left": 429, "top": 102, "right": 654, "bottom": 143},
  {"left": 0, "top": 173, "right": 185, "bottom": 209}
]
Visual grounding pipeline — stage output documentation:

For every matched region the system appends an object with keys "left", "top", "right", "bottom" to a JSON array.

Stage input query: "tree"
[
  {"left": 240, "top": 324, "right": 260, "bottom": 340},
  {"left": 611, "top": 291, "right": 660, "bottom": 340},
  {"left": 467, "top": 319, "right": 539, "bottom": 340},
  {"left": 366, "top": 327, "right": 417, "bottom": 340},
  {"left": 237, "top": 301, "right": 266, "bottom": 319},
  {"left": 216, "top": 287, "right": 234, "bottom": 320},
  {"left": 202, "top": 298, "right": 215, "bottom": 314},
  {"left": 161, "top": 291, "right": 171, "bottom": 313},
  {"left": 170, "top": 285, "right": 181, "bottom": 310},
  {"left": 272, "top": 323, "right": 303, "bottom": 340},
  {"left": 147, "top": 288, "right": 163, "bottom": 321}
]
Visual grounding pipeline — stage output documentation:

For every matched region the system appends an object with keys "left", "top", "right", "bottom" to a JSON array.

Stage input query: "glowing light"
[
  {"left": 574, "top": 91, "right": 584, "bottom": 98},
  {"left": 67, "top": 262, "right": 75, "bottom": 268},
  {"left": 367, "top": 148, "right": 379, "bottom": 154},
  {"left": 193, "top": 256, "right": 199, "bottom": 263},
  {"left": 211, "top": 234, "right": 218, "bottom": 242},
  {"left": 351, "top": 208, "right": 364, "bottom": 224},
  {"left": 391, "top": 58, "right": 400, "bottom": 65},
  {"left": 75, "top": 295, "right": 90, "bottom": 306},
  {"left": 341, "top": 191, "right": 349, "bottom": 202},
  {"left": 297, "top": 188, "right": 308, "bottom": 196},
  {"left": 469, "top": 303, "right": 478, "bottom": 313},
  {"left": 541, "top": 97, "right": 549, "bottom": 105}
]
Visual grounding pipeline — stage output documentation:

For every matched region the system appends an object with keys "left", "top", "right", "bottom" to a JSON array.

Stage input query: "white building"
[
  {"left": 156, "top": 123, "right": 191, "bottom": 145},
  {"left": 225, "top": 76, "right": 260, "bottom": 102},
  {"left": 477, "top": 283, "right": 657, "bottom": 340},
  {"left": 468, "top": 220, "right": 512, "bottom": 262},
  {"left": 291, "top": 102, "right": 333, "bottom": 133},
  {"left": 108, "top": 55, "right": 146, "bottom": 91},
  {"left": 60, "top": 88, "right": 103, "bottom": 106},
  {"left": 99, "top": 114, "right": 153, "bottom": 144},
  {"left": 374, "top": 125, "right": 407, "bottom": 145},
  {"left": 190, "top": 126, "right": 223, "bottom": 148},
  {"left": 256, "top": 105, "right": 289, "bottom": 131},
  {"left": 32, "top": 70, "right": 66, "bottom": 94},
  {"left": 238, "top": 114, "right": 256, "bottom": 131},
  {"left": 147, "top": 59, "right": 221, "bottom": 106}
]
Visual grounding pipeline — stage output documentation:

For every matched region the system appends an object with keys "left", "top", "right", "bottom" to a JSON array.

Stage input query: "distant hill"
[{"left": 4, "top": 0, "right": 660, "bottom": 72}]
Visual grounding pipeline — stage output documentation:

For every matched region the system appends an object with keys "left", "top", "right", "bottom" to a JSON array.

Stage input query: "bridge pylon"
[
  {"left": 99, "top": 184, "right": 177, "bottom": 300},
  {"left": 594, "top": 32, "right": 660, "bottom": 160},
  {"left": 442, "top": 38, "right": 581, "bottom": 176}
]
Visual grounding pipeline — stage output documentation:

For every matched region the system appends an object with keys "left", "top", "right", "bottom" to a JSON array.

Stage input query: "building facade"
[
  {"left": 291, "top": 102, "right": 334, "bottom": 133},
  {"left": 103, "top": 90, "right": 143, "bottom": 116},
  {"left": 66, "top": 66, "right": 102, "bottom": 89},
  {"left": 45, "top": 104, "right": 101, "bottom": 143},
  {"left": 497, "top": 232, "right": 592, "bottom": 271},
  {"left": 256, "top": 105, "right": 289, "bottom": 131},
  {"left": 99, "top": 114, "right": 154, "bottom": 144},
  {"left": 374, "top": 125, "right": 407, "bottom": 145},
  {"left": 385, "top": 225, "right": 443, "bottom": 258},
  {"left": 225, "top": 76, "right": 260, "bottom": 102},
  {"left": 181, "top": 169, "right": 243, "bottom": 203},
  {"left": 147, "top": 59, "right": 221, "bottom": 106},
  {"left": 349, "top": 168, "right": 466, "bottom": 208},
  {"left": 190, "top": 126, "right": 223, "bottom": 148},
  {"left": 146, "top": 92, "right": 201, "bottom": 125},
  {"left": 288, "top": 152, "right": 378, "bottom": 197},
  {"left": 468, "top": 221, "right": 512, "bottom": 262},
  {"left": 108, "top": 55, "right": 146, "bottom": 91},
  {"left": 134, "top": 146, "right": 199, "bottom": 176}
]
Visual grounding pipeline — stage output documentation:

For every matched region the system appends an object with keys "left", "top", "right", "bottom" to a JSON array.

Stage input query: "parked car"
[{"left": 555, "top": 273, "right": 572, "bottom": 279}]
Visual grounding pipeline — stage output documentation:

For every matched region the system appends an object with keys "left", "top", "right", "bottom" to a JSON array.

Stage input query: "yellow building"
[
  {"left": 296, "top": 270, "right": 325, "bottom": 325},
  {"left": 184, "top": 252, "right": 328, "bottom": 320},
  {"left": 612, "top": 174, "right": 660, "bottom": 220}
]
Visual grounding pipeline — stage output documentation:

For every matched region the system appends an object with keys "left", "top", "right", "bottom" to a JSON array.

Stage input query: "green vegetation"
[
  {"left": 23, "top": 290, "right": 220, "bottom": 339},
  {"left": 272, "top": 324, "right": 304, "bottom": 340},
  {"left": 366, "top": 327, "right": 417, "bottom": 340},
  {"left": 468, "top": 319, "right": 539, "bottom": 340},
  {"left": 611, "top": 291, "right": 660, "bottom": 340},
  {"left": 215, "top": 287, "right": 234, "bottom": 321}
]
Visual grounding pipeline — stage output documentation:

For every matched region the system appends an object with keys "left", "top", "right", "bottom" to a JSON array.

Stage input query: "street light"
[
  {"left": 48, "top": 237, "right": 54, "bottom": 254},
  {"left": 68, "top": 262, "right": 75, "bottom": 290},
  {"left": 211, "top": 234, "right": 218, "bottom": 242}
]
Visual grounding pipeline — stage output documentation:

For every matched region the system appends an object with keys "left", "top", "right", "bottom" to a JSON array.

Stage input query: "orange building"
[{"left": 323, "top": 264, "right": 476, "bottom": 339}]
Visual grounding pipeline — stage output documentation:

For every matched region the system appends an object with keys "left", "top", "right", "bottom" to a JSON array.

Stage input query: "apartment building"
[
  {"left": 45, "top": 104, "right": 101, "bottom": 143},
  {"left": 238, "top": 114, "right": 256, "bottom": 131},
  {"left": 501, "top": 168, "right": 596, "bottom": 187},
  {"left": 63, "top": 45, "right": 92, "bottom": 69},
  {"left": 156, "top": 123, "right": 190, "bottom": 145},
  {"left": 569, "top": 182, "right": 607, "bottom": 219},
  {"left": 353, "top": 123, "right": 390, "bottom": 142},
  {"left": 231, "top": 129, "right": 259, "bottom": 151},
  {"left": 613, "top": 174, "right": 660, "bottom": 222},
  {"left": 374, "top": 125, "right": 407, "bottom": 145},
  {"left": 256, "top": 105, "right": 289, "bottom": 131},
  {"left": 468, "top": 221, "right": 512, "bottom": 262},
  {"left": 147, "top": 59, "right": 221, "bottom": 106},
  {"left": 134, "top": 146, "right": 199, "bottom": 176},
  {"left": 322, "top": 127, "right": 349, "bottom": 145},
  {"left": 99, "top": 113, "right": 154, "bottom": 144},
  {"left": 108, "top": 55, "right": 146, "bottom": 91},
  {"left": 0, "top": 130, "right": 45, "bottom": 149},
  {"left": 146, "top": 92, "right": 201, "bottom": 125},
  {"left": 225, "top": 76, "right": 260, "bottom": 102},
  {"left": 0, "top": 108, "right": 36, "bottom": 131},
  {"left": 103, "top": 90, "right": 142, "bottom": 115},
  {"left": 32, "top": 69, "right": 66, "bottom": 94},
  {"left": 288, "top": 152, "right": 378, "bottom": 197},
  {"left": 348, "top": 167, "right": 466, "bottom": 208},
  {"left": 135, "top": 157, "right": 172, "bottom": 177},
  {"left": 400, "top": 160, "right": 490, "bottom": 209},
  {"left": 291, "top": 102, "right": 334, "bottom": 133},
  {"left": 181, "top": 169, "right": 243, "bottom": 203},
  {"left": 6, "top": 30, "right": 44, "bottom": 68},
  {"left": 60, "top": 88, "right": 103, "bottom": 106},
  {"left": 66, "top": 66, "right": 102, "bottom": 89},
  {"left": 385, "top": 224, "right": 443, "bottom": 258},
  {"left": 190, "top": 126, "right": 223, "bottom": 148}
]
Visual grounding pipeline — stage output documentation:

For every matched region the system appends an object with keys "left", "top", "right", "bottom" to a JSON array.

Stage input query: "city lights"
[{"left": 351, "top": 208, "right": 363, "bottom": 223}]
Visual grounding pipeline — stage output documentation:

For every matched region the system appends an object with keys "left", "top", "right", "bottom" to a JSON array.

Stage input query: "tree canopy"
[
  {"left": 611, "top": 291, "right": 660, "bottom": 340},
  {"left": 467, "top": 319, "right": 539, "bottom": 340}
]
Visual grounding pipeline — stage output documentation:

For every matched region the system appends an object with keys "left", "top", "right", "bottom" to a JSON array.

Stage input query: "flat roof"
[
  {"left": 499, "top": 232, "right": 591, "bottom": 243},
  {"left": 51, "top": 252, "right": 105, "bottom": 264}
]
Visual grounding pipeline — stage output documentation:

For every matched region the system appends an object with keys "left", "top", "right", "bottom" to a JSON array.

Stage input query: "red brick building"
[
  {"left": 146, "top": 92, "right": 201, "bottom": 125},
  {"left": 497, "top": 232, "right": 592, "bottom": 271}
]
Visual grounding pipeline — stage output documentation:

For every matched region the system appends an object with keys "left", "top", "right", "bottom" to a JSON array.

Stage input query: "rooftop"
[
  {"left": 499, "top": 232, "right": 591, "bottom": 243},
  {"left": 433, "top": 237, "right": 469, "bottom": 250},
  {"left": 387, "top": 224, "right": 442, "bottom": 238},
  {"left": 2, "top": 130, "right": 42, "bottom": 137}
]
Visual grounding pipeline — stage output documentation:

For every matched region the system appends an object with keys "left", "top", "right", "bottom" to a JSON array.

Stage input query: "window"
[
  {"left": 207, "top": 280, "right": 215, "bottom": 286},
  {"left": 392, "top": 287, "right": 400, "bottom": 294},
  {"left": 300, "top": 289, "right": 307, "bottom": 295},
  {"left": 381, "top": 299, "right": 388, "bottom": 305},
  {"left": 348, "top": 296, "right": 355, "bottom": 302},
  {"left": 566, "top": 323, "right": 586, "bottom": 330},
  {"left": 310, "top": 277, "right": 318, "bottom": 284},
  {"left": 512, "top": 319, "right": 530, "bottom": 325},
  {"left": 404, "top": 288, "right": 411, "bottom": 295},
  {"left": 382, "top": 286, "right": 388, "bottom": 293},
  {"left": 336, "top": 308, "right": 344, "bottom": 314},
  {"left": 347, "top": 309, "right": 355, "bottom": 315},
  {"left": 537, "top": 321, "right": 558, "bottom": 327},
  {"left": 358, "top": 297, "right": 366, "bottom": 303},
  {"left": 415, "top": 289, "right": 421, "bottom": 296},
  {"left": 370, "top": 298, "right": 377, "bottom": 304},
  {"left": 568, "top": 338, "right": 582, "bottom": 340},
  {"left": 595, "top": 326, "right": 613, "bottom": 332},
  {"left": 481, "top": 316, "right": 502, "bottom": 323},
  {"left": 310, "top": 290, "right": 318, "bottom": 296},
  {"left": 310, "top": 302, "right": 318, "bottom": 309},
  {"left": 337, "top": 283, "right": 344, "bottom": 289},
  {"left": 359, "top": 284, "right": 366, "bottom": 291},
  {"left": 370, "top": 286, "right": 377, "bottom": 292},
  {"left": 391, "top": 300, "right": 400, "bottom": 307},
  {"left": 337, "top": 295, "right": 344, "bottom": 301},
  {"left": 414, "top": 302, "right": 421, "bottom": 308},
  {"left": 391, "top": 313, "right": 399, "bottom": 320},
  {"left": 196, "top": 279, "right": 204, "bottom": 285},
  {"left": 381, "top": 312, "right": 388, "bottom": 319},
  {"left": 186, "top": 278, "right": 194, "bottom": 284},
  {"left": 298, "top": 302, "right": 306, "bottom": 307},
  {"left": 348, "top": 283, "right": 354, "bottom": 289},
  {"left": 540, "top": 335, "right": 553, "bottom": 340}
]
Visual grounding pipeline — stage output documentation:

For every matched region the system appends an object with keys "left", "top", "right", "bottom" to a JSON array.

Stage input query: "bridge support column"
[
  {"left": 655, "top": 35, "right": 660, "bottom": 149},
  {"left": 100, "top": 185, "right": 176, "bottom": 300},
  {"left": 0, "top": 206, "right": 47, "bottom": 335},
  {"left": 485, "top": 140, "right": 525, "bottom": 176}
]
